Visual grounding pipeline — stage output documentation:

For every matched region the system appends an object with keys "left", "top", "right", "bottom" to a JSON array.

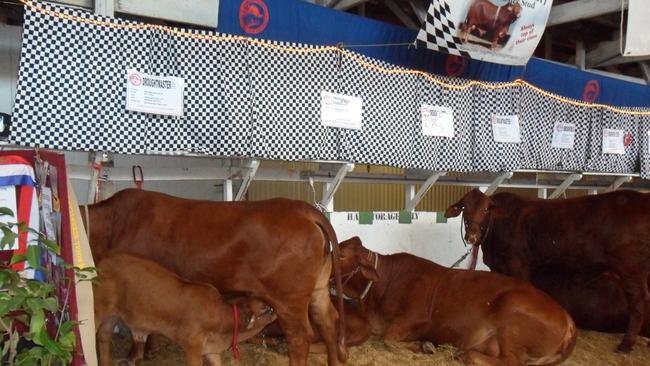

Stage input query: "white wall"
[
  {"left": 330, "top": 212, "right": 489, "bottom": 270},
  {"left": 0, "top": 24, "right": 21, "bottom": 115}
]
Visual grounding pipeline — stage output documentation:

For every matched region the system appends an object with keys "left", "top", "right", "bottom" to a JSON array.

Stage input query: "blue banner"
[
  {"left": 524, "top": 58, "right": 650, "bottom": 108},
  {"left": 218, "top": 0, "right": 522, "bottom": 82},
  {"left": 218, "top": 0, "right": 650, "bottom": 107}
]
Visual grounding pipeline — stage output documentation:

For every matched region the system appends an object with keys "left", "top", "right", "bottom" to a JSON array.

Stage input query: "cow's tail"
[{"left": 315, "top": 214, "right": 348, "bottom": 364}]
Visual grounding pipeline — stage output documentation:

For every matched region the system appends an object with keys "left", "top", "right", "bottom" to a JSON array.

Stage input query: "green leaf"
[
  {"left": 40, "top": 238, "right": 60, "bottom": 254},
  {"left": 41, "top": 298, "right": 59, "bottom": 313},
  {"left": 0, "top": 227, "right": 17, "bottom": 249},
  {"left": 0, "top": 271, "right": 7, "bottom": 287},
  {"left": 26, "top": 246, "right": 41, "bottom": 269},
  {"left": 0, "top": 207, "right": 14, "bottom": 217},
  {"left": 27, "top": 308, "right": 45, "bottom": 346},
  {"left": 9, "top": 254, "right": 26, "bottom": 265},
  {"left": 59, "top": 320, "right": 77, "bottom": 335},
  {"left": 0, "top": 294, "right": 26, "bottom": 317}
]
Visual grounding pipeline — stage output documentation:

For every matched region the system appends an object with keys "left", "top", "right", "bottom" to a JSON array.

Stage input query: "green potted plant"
[{"left": 0, "top": 207, "right": 95, "bottom": 365}]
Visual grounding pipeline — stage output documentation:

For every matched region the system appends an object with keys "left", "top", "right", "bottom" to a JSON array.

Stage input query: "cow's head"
[
  {"left": 445, "top": 188, "right": 495, "bottom": 246},
  {"left": 231, "top": 296, "right": 277, "bottom": 330},
  {"left": 506, "top": 1, "right": 522, "bottom": 19},
  {"left": 338, "top": 237, "right": 379, "bottom": 300}
]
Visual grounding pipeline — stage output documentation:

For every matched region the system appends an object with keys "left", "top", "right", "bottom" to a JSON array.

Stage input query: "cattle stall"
[{"left": 4, "top": 0, "right": 650, "bottom": 365}]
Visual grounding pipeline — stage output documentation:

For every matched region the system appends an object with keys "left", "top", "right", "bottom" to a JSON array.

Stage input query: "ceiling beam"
[
  {"left": 586, "top": 36, "right": 650, "bottom": 67},
  {"left": 547, "top": 0, "right": 628, "bottom": 27},
  {"left": 409, "top": 0, "right": 427, "bottom": 25},
  {"left": 586, "top": 36, "right": 622, "bottom": 67},
  {"left": 382, "top": 0, "right": 419, "bottom": 30},
  {"left": 47, "top": 0, "right": 220, "bottom": 27},
  {"left": 639, "top": 62, "right": 650, "bottom": 84},
  {"left": 598, "top": 54, "right": 650, "bottom": 67},
  {"left": 335, "top": 0, "right": 371, "bottom": 11}
]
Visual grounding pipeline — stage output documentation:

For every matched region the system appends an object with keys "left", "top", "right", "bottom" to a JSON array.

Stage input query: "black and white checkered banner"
[
  {"left": 416, "top": 0, "right": 552, "bottom": 66},
  {"left": 10, "top": 3, "right": 650, "bottom": 176}
]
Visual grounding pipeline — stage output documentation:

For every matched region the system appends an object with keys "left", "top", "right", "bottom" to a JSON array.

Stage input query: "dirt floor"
[{"left": 109, "top": 331, "right": 650, "bottom": 366}]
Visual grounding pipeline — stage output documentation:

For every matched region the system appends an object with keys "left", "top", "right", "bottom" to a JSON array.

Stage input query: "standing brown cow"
[
  {"left": 445, "top": 188, "right": 650, "bottom": 352},
  {"left": 531, "top": 268, "right": 650, "bottom": 337},
  {"left": 94, "top": 252, "right": 277, "bottom": 366},
  {"left": 340, "top": 237, "right": 576, "bottom": 366},
  {"left": 459, "top": 0, "right": 522, "bottom": 49},
  {"left": 85, "top": 189, "right": 347, "bottom": 366}
]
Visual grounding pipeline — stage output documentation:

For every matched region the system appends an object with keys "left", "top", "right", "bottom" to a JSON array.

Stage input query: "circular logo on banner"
[
  {"left": 239, "top": 0, "right": 269, "bottom": 34},
  {"left": 445, "top": 55, "right": 468, "bottom": 77},
  {"left": 128, "top": 72, "right": 142, "bottom": 86},
  {"left": 582, "top": 80, "right": 600, "bottom": 103},
  {"left": 624, "top": 132, "right": 633, "bottom": 147}
]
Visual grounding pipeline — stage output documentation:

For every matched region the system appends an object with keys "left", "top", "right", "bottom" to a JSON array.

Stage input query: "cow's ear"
[
  {"left": 488, "top": 196, "right": 498, "bottom": 210},
  {"left": 360, "top": 266, "right": 380, "bottom": 282},
  {"left": 445, "top": 202, "right": 463, "bottom": 218}
]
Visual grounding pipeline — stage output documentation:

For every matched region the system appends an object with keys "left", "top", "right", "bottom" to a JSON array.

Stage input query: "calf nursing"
[{"left": 93, "top": 252, "right": 276, "bottom": 366}]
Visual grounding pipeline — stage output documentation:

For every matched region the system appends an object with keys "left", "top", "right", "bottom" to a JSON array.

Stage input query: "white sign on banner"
[
  {"left": 625, "top": 0, "right": 650, "bottom": 56},
  {"left": 491, "top": 115, "right": 521, "bottom": 143},
  {"left": 126, "top": 69, "right": 185, "bottom": 116},
  {"left": 551, "top": 122, "right": 576, "bottom": 149},
  {"left": 421, "top": 105, "right": 454, "bottom": 138},
  {"left": 415, "top": 0, "right": 553, "bottom": 66},
  {"left": 602, "top": 129, "right": 625, "bottom": 155},
  {"left": 40, "top": 187, "right": 56, "bottom": 242},
  {"left": 320, "top": 91, "right": 363, "bottom": 130}
]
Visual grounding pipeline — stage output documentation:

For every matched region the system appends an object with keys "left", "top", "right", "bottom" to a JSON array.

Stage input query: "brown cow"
[
  {"left": 85, "top": 189, "right": 347, "bottom": 366},
  {"left": 94, "top": 252, "right": 277, "bottom": 366},
  {"left": 459, "top": 0, "right": 522, "bottom": 49},
  {"left": 531, "top": 268, "right": 650, "bottom": 337},
  {"left": 445, "top": 188, "right": 650, "bottom": 352},
  {"left": 254, "top": 295, "right": 371, "bottom": 354},
  {"left": 339, "top": 237, "right": 576, "bottom": 366}
]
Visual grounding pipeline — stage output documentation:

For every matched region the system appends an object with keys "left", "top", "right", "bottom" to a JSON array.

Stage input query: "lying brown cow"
[
  {"left": 531, "top": 268, "right": 650, "bottom": 337},
  {"left": 445, "top": 188, "right": 650, "bottom": 352},
  {"left": 340, "top": 237, "right": 576, "bottom": 365},
  {"left": 85, "top": 189, "right": 346, "bottom": 366},
  {"left": 459, "top": 0, "right": 522, "bottom": 49},
  {"left": 94, "top": 252, "right": 276, "bottom": 366}
]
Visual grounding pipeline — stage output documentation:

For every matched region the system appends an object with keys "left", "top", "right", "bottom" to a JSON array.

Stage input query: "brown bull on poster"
[
  {"left": 339, "top": 237, "right": 576, "bottom": 366},
  {"left": 445, "top": 188, "right": 650, "bottom": 352},
  {"left": 85, "top": 189, "right": 347, "bottom": 366},
  {"left": 459, "top": 0, "right": 522, "bottom": 49}
]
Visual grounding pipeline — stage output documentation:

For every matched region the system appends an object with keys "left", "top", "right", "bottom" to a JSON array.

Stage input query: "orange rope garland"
[{"left": 17, "top": 0, "right": 650, "bottom": 116}]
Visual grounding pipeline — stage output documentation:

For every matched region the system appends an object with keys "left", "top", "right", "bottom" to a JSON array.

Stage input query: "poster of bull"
[{"left": 416, "top": 0, "right": 552, "bottom": 66}]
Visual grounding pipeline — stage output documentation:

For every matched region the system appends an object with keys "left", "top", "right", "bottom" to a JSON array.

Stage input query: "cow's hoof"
[
  {"left": 421, "top": 341, "right": 436, "bottom": 354},
  {"left": 616, "top": 342, "right": 634, "bottom": 353}
]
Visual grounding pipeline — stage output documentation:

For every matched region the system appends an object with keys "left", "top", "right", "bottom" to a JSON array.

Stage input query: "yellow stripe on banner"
[
  {"left": 68, "top": 184, "right": 85, "bottom": 269},
  {"left": 16, "top": 0, "right": 650, "bottom": 116}
]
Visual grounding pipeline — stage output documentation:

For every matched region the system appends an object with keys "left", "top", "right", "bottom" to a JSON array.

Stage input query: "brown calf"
[
  {"left": 340, "top": 237, "right": 576, "bottom": 366},
  {"left": 94, "top": 252, "right": 276, "bottom": 366}
]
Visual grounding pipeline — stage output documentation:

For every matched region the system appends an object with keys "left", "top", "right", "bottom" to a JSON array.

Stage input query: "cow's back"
[
  {"left": 87, "top": 189, "right": 330, "bottom": 296},
  {"left": 487, "top": 190, "right": 650, "bottom": 273}
]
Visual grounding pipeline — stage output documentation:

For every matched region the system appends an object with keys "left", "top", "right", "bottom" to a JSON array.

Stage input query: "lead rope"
[
  {"left": 231, "top": 304, "right": 241, "bottom": 360},
  {"left": 451, "top": 211, "right": 493, "bottom": 269}
]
